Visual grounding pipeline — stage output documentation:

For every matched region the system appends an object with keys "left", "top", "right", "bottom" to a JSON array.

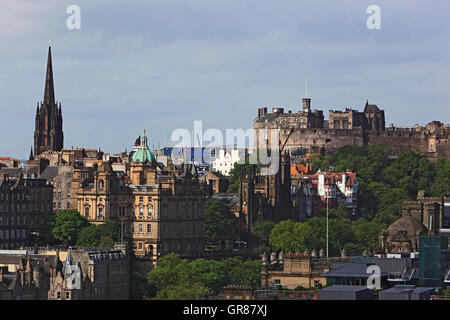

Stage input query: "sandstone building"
[
  {"left": 379, "top": 192, "right": 450, "bottom": 254},
  {"left": 73, "top": 131, "right": 206, "bottom": 261}
]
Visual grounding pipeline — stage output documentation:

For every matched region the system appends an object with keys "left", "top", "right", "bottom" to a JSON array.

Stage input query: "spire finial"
[{"left": 48, "top": 40, "right": 51, "bottom": 47}]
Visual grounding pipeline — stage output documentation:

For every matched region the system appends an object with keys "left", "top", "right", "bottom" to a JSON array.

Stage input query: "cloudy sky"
[{"left": 1, "top": 0, "right": 449, "bottom": 158}]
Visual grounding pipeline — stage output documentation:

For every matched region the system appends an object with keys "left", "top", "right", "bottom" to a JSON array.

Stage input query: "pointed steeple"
[
  {"left": 29, "top": 146, "right": 34, "bottom": 161},
  {"left": 43, "top": 44, "right": 55, "bottom": 106}
]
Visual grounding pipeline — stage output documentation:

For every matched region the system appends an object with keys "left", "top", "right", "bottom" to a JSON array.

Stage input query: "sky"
[{"left": 1, "top": 0, "right": 449, "bottom": 158}]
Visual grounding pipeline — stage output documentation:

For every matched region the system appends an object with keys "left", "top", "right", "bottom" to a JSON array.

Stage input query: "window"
[
  {"left": 98, "top": 207, "right": 103, "bottom": 216},
  {"left": 99, "top": 180, "right": 104, "bottom": 190},
  {"left": 148, "top": 206, "right": 152, "bottom": 217},
  {"left": 147, "top": 224, "right": 151, "bottom": 234},
  {"left": 66, "top": 292, "right": 70, "bottom": 300},
  {"left": 139, "top": 196, "right": 143, "bottom": 203},
  {"left": 139, "top": 207, "right": 143, "bottom": 217},
  {"left": 138, "top": 242, "right": 143, "bottom": 249},
  {"left": 57, "top": 292, "right": 61, "bottom": 300},
  {"left": 85, "top": 207, "right": 89, "bottom": 217},
  {"left": 139, "top": 224, "right": 142, "bottom": 234}
]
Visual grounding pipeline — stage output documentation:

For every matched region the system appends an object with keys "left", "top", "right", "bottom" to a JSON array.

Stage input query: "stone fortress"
[{"left": 254, "top": 97, "right": 449, "bottom": 159}]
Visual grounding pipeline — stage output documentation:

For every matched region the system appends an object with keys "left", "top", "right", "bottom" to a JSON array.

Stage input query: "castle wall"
[{"left": 367, "top": 130, "right": 430, "bottom": 155}]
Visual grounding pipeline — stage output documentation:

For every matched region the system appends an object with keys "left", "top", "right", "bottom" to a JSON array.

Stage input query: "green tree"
[
  {"left": 147, "top": 254, "right": 261, "bottom": 299},
  {"left": 52, "top": 210, "right": 89, "bottom": 246},
  {"left": 76, "top": 224, "right": 101, "bottom": 248},
  {"left": 204, "top": 200, "right": 238, "bottom": 243},
  {"left": 251, "top": 220, "right": 275, "bottom": 245},
  {"left": 99, "top": 236, "right": 114, "bottom": 248},
  {"left": 39, "top": 215, "right": 58, "bottom": 245},
  {"left": 269, "top": 220, "right": 315, "bottom": 252},
  {"left": 98, "top": 220, "right": 121, "bottom": 242}
]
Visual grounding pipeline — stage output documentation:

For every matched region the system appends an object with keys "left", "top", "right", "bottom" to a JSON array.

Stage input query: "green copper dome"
[{"left": 132, "top": 129, "right": 155, "bottom": 163}]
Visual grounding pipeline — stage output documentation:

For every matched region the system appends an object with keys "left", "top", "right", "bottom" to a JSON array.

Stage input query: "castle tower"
[{"left": 34, "top": 45, "right": 64, "bottom": 156}]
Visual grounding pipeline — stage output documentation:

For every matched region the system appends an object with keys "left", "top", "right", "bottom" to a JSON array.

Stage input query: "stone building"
[
  {"left": 253, "top": 97, "right": 449, "bottom": 159},
  {"left": 291, "top": 170, "right": 359, "bottom": 218},
  {"left": 0, "top": 247, "right": 129, "bottom": 300},
  {"left": 72, "top": 131, "right": 206, "bottom": 260},
  {"left": 238, "top": 152, "right": 291, "bottom": 238},
  {"left": 128, "top": 131, "right": 205, "bottom": 259},
  {"left": 260, "top": 251, "right": 349, "bottom": 290},
  {"left": 33, "top": 46, "right": 63, "bottom": 156},
  {"left": 201, "top": 170, "right": 229, "bottom": 197},
  {"left": 0, "top": 251, "right": 56, "bottom": 300},
  {"left": 47, "top": 247, "right": 129, "bottom": 300},
  {"left": 0, "top": 172, "right": 53, "bottom": 249},
  {"left": 379, "top": 193, "right": 450, "bottom": 254},
  {"left": 40, "top": 165, "right": 74, "bottom": 212}
]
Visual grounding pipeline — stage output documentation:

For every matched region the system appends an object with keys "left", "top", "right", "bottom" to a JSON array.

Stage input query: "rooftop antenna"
[{"left": 305, "top": 72, "right": 308, "bottom": 98}]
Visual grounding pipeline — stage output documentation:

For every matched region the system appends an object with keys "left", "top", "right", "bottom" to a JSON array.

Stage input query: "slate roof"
[
  {"left": 381, "top": 285, "right": 434, "bottom": 294},
  {"left": 319, "top": 285, "right": 372, "bottom": 292},
  {"left": 39, "top": 165, "right": 59, "bottom": 180},
  {"left": 322, "top": 263, "right": 388, "bottom": 278}
]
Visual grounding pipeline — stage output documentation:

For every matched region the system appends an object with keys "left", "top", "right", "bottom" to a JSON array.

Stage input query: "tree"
[
  {"left": 204, "top": 200, "right": 238, "bottom": 243},
  {"left": 39, "top": 215, "right": 58, "bottom": 245},
  {"left": 98, "top": 220, "right": 121, "bottom": 242},
  {"left": 76, "top": 224, "right": 101, "bottom": 248},
  {"left": 52, "top": 210, "right": 89, "bottom": 246},
  {"left": 251, "top": 220, "right": 275, "bottom": 246},
  {"left": 99, "top": 236, "right": 114, "bottom": 248},
  {"left": 269, "top": 220, "right": 315, "bottom": 252},
  {"left": 147, "top": 254, "right": 261, "bottom": 299}
]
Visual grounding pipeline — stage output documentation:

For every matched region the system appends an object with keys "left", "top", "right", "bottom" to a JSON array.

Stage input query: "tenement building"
[
  {"left": 254, "top": 97, "right": 449, "bottom": 159},
  {"left": 0, "top": 172, "right": 53, "bottom": 249}
]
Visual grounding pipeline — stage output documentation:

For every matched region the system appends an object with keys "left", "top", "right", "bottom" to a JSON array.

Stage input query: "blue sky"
[{"left": 1, "top": 0, "right": 449, "bottom": 158}]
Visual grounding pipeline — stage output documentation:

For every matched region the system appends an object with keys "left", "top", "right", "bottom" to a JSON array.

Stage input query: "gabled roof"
[
  {"left": 364, "top": 100, "right": 381, "bottom": 113},
  {"left": 39, "top": 165, "right": 59, "bottom": 180}
]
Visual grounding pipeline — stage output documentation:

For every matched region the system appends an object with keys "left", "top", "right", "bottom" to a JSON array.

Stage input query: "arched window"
[{"left": 99, "top": 180, "right": 104, "bottom": 190}]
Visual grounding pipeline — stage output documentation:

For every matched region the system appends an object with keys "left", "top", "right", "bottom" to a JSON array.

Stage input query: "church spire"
[
  {"left": 29, "top": 146, "right": 34, "bottom": 161},
  {"left": 43, "top": 44, "right": 55, "bottom": 106}
]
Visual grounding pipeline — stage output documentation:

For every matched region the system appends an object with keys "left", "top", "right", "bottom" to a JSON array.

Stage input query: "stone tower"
[{"left": 33, "top": 45, "right": 64, "bottom": 156}]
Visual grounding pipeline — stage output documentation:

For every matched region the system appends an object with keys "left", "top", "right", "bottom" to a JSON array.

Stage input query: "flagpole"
[{"left": 326, "top": 191, "right": 329, "bottom": 258}]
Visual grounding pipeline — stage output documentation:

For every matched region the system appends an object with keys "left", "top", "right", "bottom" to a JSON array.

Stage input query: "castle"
[{"left": 254, "top": 97, "right": 449, "bottom": 159}]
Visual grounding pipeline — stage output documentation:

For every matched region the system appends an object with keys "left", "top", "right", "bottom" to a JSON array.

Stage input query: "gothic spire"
[
  {"left": 29, "top": 146, "right": 34, "bottom": 161},
  {"left": 43, "top": 45, "right": 55, "bottom": 106}
]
